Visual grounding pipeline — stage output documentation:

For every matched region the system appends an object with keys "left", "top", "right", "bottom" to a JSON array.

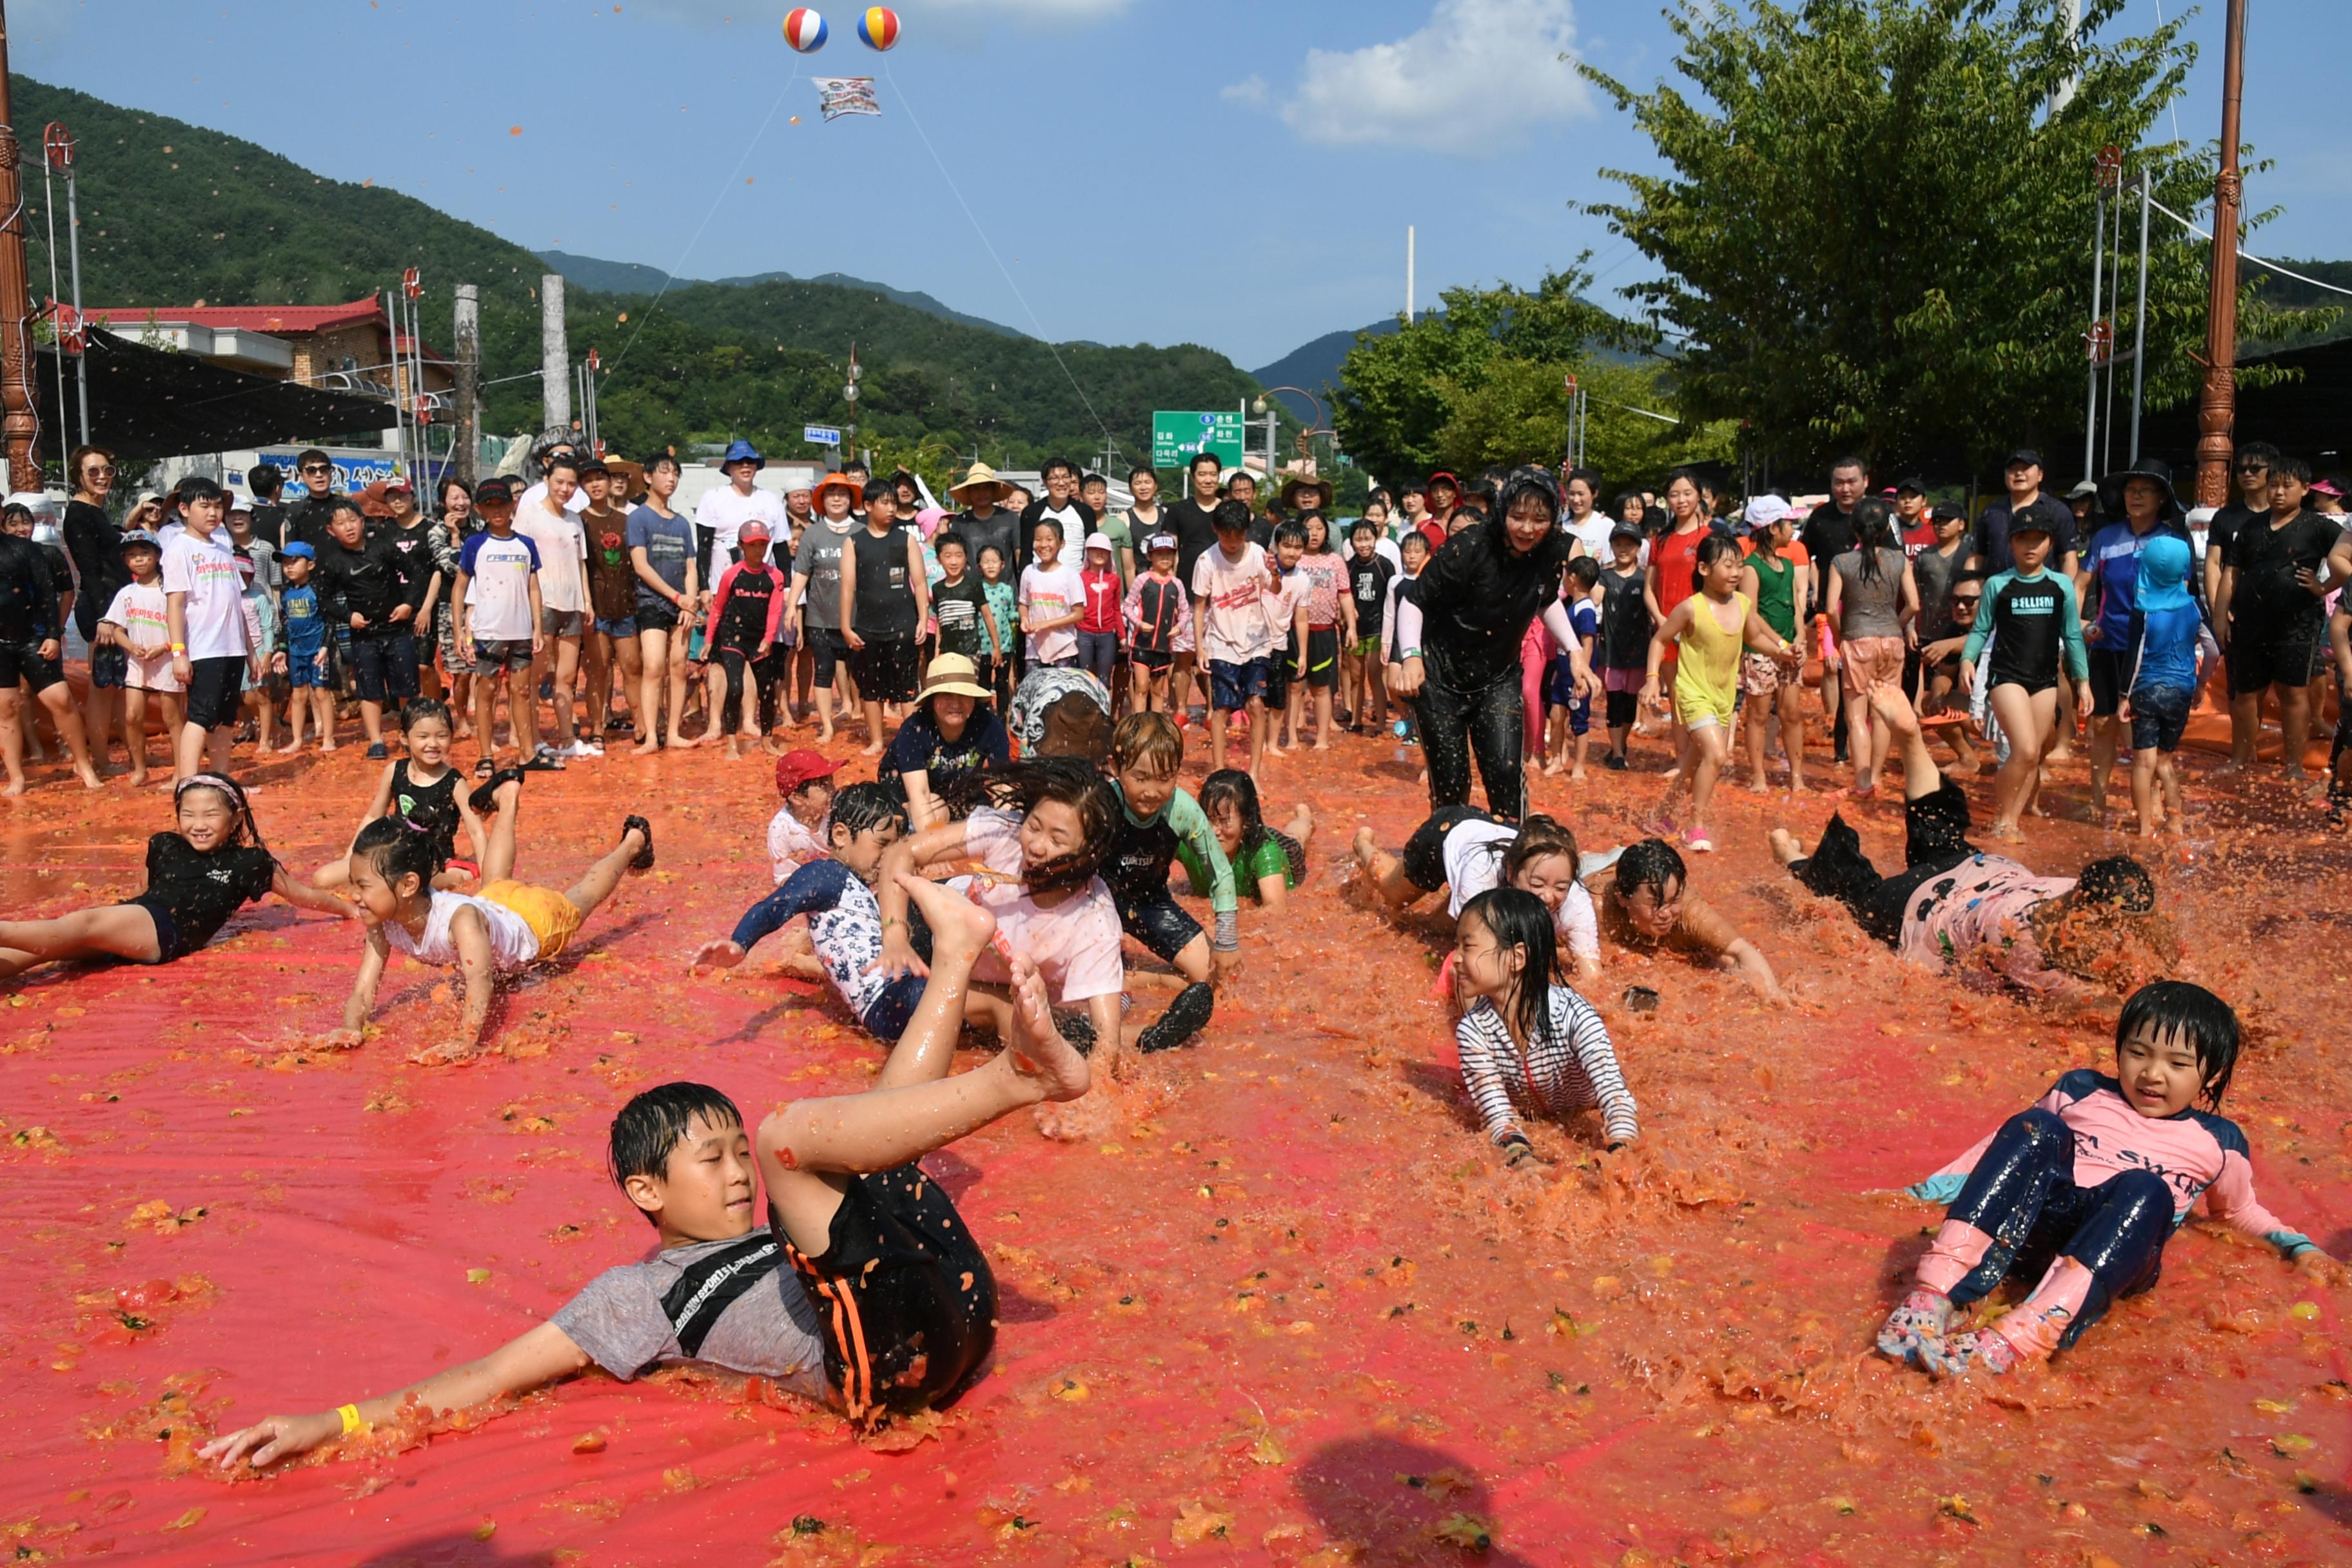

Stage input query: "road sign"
[
  {"left": 804, "top": 424, "right": 842, "bottom": 447},
  {"left": 1152, "top": 410, "right": 1244, "bottom": 469}
]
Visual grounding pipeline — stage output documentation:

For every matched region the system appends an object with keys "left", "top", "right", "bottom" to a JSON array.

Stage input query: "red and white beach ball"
[{"left": 782, "top": 8, "right": 828, "bottom": 52}]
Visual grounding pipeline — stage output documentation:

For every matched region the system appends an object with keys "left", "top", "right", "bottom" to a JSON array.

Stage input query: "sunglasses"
[
  {"left": 301, "top": 464, "right": 333, "bottom": 474},
  {"left": 2236, "top": 464, "right": 2268, "bottom": 475},
  {"left": 82, "top": 462, "right": 115, "bottom": 476}
]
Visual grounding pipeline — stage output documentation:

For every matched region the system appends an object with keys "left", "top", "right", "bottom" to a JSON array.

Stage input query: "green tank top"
[{"left": 1747, "top": 547, "right": 1798, "bottom": 639}]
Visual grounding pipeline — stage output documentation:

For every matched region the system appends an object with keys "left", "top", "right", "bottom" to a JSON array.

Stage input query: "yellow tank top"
[{"left": 1674, "top": 589, "right": 1747, "bottom": 712}]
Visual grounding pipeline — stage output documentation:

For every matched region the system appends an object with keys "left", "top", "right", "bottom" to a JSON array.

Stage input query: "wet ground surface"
[{"left": 2, "top": 710, "right": 2347, "bottom": 1567}]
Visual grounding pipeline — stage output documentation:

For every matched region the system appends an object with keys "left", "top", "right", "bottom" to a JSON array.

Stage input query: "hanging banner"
[{"left": 814, "top": 76, "right": 881, "bottom": 121}]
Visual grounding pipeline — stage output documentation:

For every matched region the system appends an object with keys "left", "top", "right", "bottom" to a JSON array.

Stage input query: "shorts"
[
  {"left": 1674, "top": 676, "right": 1736, "bottom": 732},
  {"left": 1172, "top": 615, "right": 1195, "bottom": 655},
  {"left": 89, "top": 643, "right": 130, "bottom": 691},
  {"left": 1605, "top": 689, "right": 1638, "bottom": 728},
  {"left": 184, "top": 655, "right": 246, "bottom": 731},
  {"left": 858, "top": 972, "right": 928, "bottom": 1043},
  {"left": 478, "top": 879, "right": 584, "bottom": 961},
  {"left": 1602, "top": 666, "right": 1647, "bottom": 694},
  {"left": 1115, "top": 888, "right": 1203, "bottom": 963},
  {"left": 634, "top": 600, "right": 681, "bottom": 634},
  {"left": 2226, "top": 632, "right": 2319, "bottom": 697},
  {"left": 849, "top": 636, "right": 919, "bottom": 704},
  {"left": 2128, "top": 682, "right": 2193, "bottom": 752},
  {"left": 783, "top": 1161, "right": 995, "bottom": 1422},
  {"left": 1207, "top": 656, "right": 1269, "bottom": 712},
  {"left": 287, "top": 645, "right": 328, "bottom": 687},
  {"left": 807, "top": 627, "right": 847, "bottom": 689},
  {"left": 1264, "top": 643, "right": 1294, "bottom": 710},
  {"left": 1740, "top": 651, "right": 1788, "bottom": 697},
  {"left": 121, "top": 895, "right": 187, "bottom": 964},
  {"left": 1400, "top": 803, "right": 1491, "bottom": 895},
  {"left": 1988, "top": 670, "right": 2059, "bottom": 698},
  {"left": 0, "top": 638, "right": 65, "bottom": 692},
  {"left": 346, "top": 632, "right": 420, "bottom": 705},
  {"left": 1132, "top": 645, "right": 1173, "bottom": 672},
  {"left": 435, "top": 605, "right": 476, "bottom": 676},
  {"left": 542, "top": 607, "right": 587, "bottom": 639},
  {"left": 1304, "top": 627, "right": 1339, "bottom": 690},
  {"left": 1544, "top": 653, "right": 1583, "bottom": 710},
  {"left": 2084, "top": 647, "right": 2133, "bottom": 717},
  {"left": 594, "top": 614, "right": 638, "bottom": 640},
  {"left": 473, "top": 638, "right": 535, "bottom": 674},
  {"left": 1841, "top": 635, "right": 1906, "bottom": 689},
  {"left": 1350, "top": 634, "right": 1380, "bottom": 660}
]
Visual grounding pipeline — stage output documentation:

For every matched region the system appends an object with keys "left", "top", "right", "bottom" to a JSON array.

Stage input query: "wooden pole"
[
  {"left": 2193, "top": 0, "right": 2247, "bottom": 507},
  {"left": 0, "top": 1, "right": 44, "bottom": 490}
]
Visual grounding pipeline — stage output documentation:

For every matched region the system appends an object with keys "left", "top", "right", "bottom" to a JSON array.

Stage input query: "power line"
[{"left": 2146, "top": 195, "right": 2352, "bottom": 298}]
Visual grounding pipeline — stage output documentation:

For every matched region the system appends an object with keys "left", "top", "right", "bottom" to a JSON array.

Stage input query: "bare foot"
[
  {"left": 1542, "top": 758, "right": 1566, "bottom": 776},
  {"left": 78, "top": 765, "right": 106, "bottom": 790},
  {"left": 275, "top": 741, "right": 301, "bottom": 756},
  {"left": 632, "top": 740, "right": 660, "bottom": 757},
  {"left": 1, "top": 779, "right": 25, "bottom": 798},
  {"left": 320, "top": 741, "right": 338, "bottom": 754},
  {"left": 1351, "top": 826, "right": 1379, "bottom": 871},
  {"left": 896, "top": 870, "right": 999, "bottom": 961},
  {"left": 127, "top": 769, "right": 150, "bottom": 787},
  {"left": 860, "top": 742, "right": 885, "bottom": 758},
  {"left": 408, "top": 1039, "right": 480, "bottom": 1066},
  {"left": 1569, "top": 765, "right": 1586, "bottom": 782},
  {"left": 1768, "top": 827, "right": 1805, "bottom": 867},
  {"left": 1005, "top": 956, "right": 1090, "bottom": 1102},
  {"left": 1989, "top": 820, "right": 2028, "bottom": 844},
  {"left": 666, "top": 733, "right": 700, "bottom": 750},
  {"left": 816, "top": 725, "right": 835, "bottom": 744}
]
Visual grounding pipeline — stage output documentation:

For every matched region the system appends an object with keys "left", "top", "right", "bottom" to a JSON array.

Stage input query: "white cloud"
[
  {"left": 917, "top": 0, "right": 1129, "bottom": 16},
  {"left": 1222, "top": 74, "right": 1269, "bottom": 108},
  {"left": 1270, "top": 0, "right": 1591, "bottom": 157}
]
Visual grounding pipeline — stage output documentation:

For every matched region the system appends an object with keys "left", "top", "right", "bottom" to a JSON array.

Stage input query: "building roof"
[{"left": 83, "top": 297, "right": 388, "bottom": 335}]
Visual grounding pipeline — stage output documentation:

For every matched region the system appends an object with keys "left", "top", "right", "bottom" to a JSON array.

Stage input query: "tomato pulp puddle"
[{"left": 2, "top": 727, "right": 2346, "bottom": 1565}]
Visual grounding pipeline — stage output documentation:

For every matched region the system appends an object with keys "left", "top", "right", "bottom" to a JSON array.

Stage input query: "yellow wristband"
[
  {"left": 337, "top": 1403, "right": 367, "bottom": 1436},
  {"left": 169, "top": 642, "right": 187, "bottom": 652}
]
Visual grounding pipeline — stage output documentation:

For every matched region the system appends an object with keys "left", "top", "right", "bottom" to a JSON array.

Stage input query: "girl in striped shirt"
[{"left": 1451, "top": 888, "right": 1638, "bottom": 1168}]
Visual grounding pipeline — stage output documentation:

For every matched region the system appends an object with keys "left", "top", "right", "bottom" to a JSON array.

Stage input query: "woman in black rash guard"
[{"left": 1387, "top": 466, "right": 1594, "bottom": 821}]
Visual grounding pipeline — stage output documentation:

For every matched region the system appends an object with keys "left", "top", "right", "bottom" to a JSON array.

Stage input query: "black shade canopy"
[{"left": 34, "top": 331, "right": 397, "bottom": 460}]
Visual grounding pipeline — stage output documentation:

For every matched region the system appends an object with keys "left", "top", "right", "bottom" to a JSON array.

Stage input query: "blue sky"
[{"left": 15, "top": 0, "right": 2348, "bottom": 368}]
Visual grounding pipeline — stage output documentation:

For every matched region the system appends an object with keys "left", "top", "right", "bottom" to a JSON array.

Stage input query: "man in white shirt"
[
  {"left": 696, "top": 439, "right": 789, "bottom": 589},
  {"left": 514, "top": 456, "right": 594, "bottom": 760},
  {"left": 161, "top": 477, "right": 251, "bottom": 780},
  {"left": 1016, "top": 457, "right": 1093, "bottom": 573}
]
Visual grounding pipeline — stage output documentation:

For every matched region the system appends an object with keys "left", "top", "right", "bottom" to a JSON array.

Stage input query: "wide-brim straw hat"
[
  {"left": 1279, "top": 474, "right": 1333, "bottom": 509},
  {"left": 918, "top": 652, "right": 992, "bottom": 702},
  {"left": 948, "top": 462, "right": 1013, "bottom": 504}
]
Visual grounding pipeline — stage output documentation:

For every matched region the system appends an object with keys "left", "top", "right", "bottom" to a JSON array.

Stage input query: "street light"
[{"left": 1252, "top": 386, "right": 1331, "bottom": 476}]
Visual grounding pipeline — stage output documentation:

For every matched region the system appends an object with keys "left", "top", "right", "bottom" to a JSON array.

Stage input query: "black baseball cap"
[
  {"left": 1895, "top": 476, "right": 1929, "bottom": 495},
  {"left": 475, "top": 477, "right": 515, "bottom": 504},
  {"left": 1609, "top": 520, "right": 1644, "bottom": 542},
  {"left": 2004, "top": 448, "right": 2044, "bottom": 470}
]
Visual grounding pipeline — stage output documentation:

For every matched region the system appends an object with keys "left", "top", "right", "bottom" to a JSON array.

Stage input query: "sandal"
[
  {"left": 622, "top": 814, "right": 656, "bottom": 872},
  {"left": 467, "top": 765, "right": 527, "bottom": 816}
]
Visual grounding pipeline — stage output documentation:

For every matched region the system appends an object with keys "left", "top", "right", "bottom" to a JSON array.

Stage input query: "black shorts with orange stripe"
[{"left": 783, "top": 1162, "right": 995, "bottom": 1423}]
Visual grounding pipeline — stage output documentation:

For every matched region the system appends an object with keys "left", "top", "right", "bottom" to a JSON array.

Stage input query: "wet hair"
[
  {"left": 1033, "top": 517, "right": 1064, "bottom": 545},
  {"left": 1400, "top": 529, "right": 1431, "bottom": 558},
  {"left": 399, "top": 697, "right": 454, "bottom": 735},
  {"left": 1499, "top": 814, "right": 1582, "bottom": 888},
  {"left": 178, "top": 476, "right": 226, "bottom": 505},
  {"left": 438, "top": 476, "right": 472, "bottom": 511},
  {"left": 1565, "top": 466, "right": 1602, "bottom": 496},
  {"left": 934, "top": 528, "right": 968, "bottom": 558},
  {"left": 1198, "top": 768, "right": 1266, "bottom": 842},
  {"left": 2232, "top": 440, "right": 2280, "bottom": 469},
  {"left": 174, "top": 771, "right": 264, "bottom": 852},
  {"left": 977, "top": 544, "right": 1006, "bottom": 569},
  {"left": 1110, "top": 710, "right": 1183, "bottom": 776},
  {"left": 248, "top": 462, "right": 283, "bottom": 498},
  {"left": 352, "top": 812, "right": 446, "bottom": 890},
  {"left": 1301, "top": 512, "right": 1334, "bottom": 551},
  {"left": 2116, "top": 979, "right": 2240, "bottom": 1108},
  {"left": 2074, "top": 855, "right": 2156, "bottom": 914},
  {"left": 858, "top": 476, "right": 894, "bottom": 507},
  {"left": 1852, "top": 496, "right": 1897, "bottom": 585},
  {"left": 1272, "top": 519, "right": 1308, "bottom": 548},
  {"left": 326, "top": 496, "right": 364, "bottom": 526},
  {"left": 643, "top": 451, "right": 683, "bottom": 476},
  {"left": 1040, "top": 457, "right": 1079, "bottom": 482},
  {"left": 1459, "top": 887, "right": 1563, "bottom": 1057},
  {"left": 1614, "top": 838, "right": 1687, "bottom": 900},
  {"left": 828, "top": 781, "right": 909, "bottom": 843},
  {"left": 1, "top": 502, "right": 32, "bottom": 529},
  {"left": 608, "top": 1082, "right": 746, "bottom": 1224},
  {"left": 1349, "top": 517, "right": 1378, "bottom": 538},
  {"left": 544, "top": 454, "right": 580, "bottom": 478},
  {"left": 1565, "top": 554, "right": 1602, "bottom": 589},
  {"left": 1829, "top": 455, "right": 1868, "bottom": 478},
  {"left": 1189, "top": 450, "right": 1222, "bottom": 476},
  {"left": 2269, "top": 453, "right": 2312, "bottom": 485},
  {"left": 1130, "top": 465, "right": 1157, "bottom": 484},
  {"left": 1691, "top": 533, "right": 1741, "bottom": 589},
  {"left": 948, "top": 758, "right": 1118, "bottom": 892},
  {"left": 1080, "top": 472, "right": 1108, "bottom": 493},
  {"left": 1213, "top": 498, "right": 1253, "bottom": 533}
]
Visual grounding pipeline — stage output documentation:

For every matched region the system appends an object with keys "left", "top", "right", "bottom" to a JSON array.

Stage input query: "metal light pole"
[
  {"left": 2128, "top": 166, "right": 2151, "bottom": 464},
  {"left": 37, "top": 127, "right": 64, "bottom": 459},
  {"left": 2193, "top": 0, "right": 2248, "bottom": 507},
  {"left": 842, "top": 344, "right": 860, "bottom": 471},
  {"left": 55, "top": 126, "right": 86, "bottom": 447},
  {"left": 2084, "top": 146, "right": 2119, "bottom": 482}
]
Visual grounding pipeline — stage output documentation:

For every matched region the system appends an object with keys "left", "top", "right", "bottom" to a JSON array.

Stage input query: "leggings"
[
  {"left": 718, "top": 647, "right": 781, "bottom": 733},
  {"left": 1417, "top": 655, "right": 1527, "bottom": 821},
  {"left": 1916, "top": 1108, "right": 2171, "bottom": 1353},
  {"left": 1787, "top": 777, "right": 1978, "bottom": 946},
  {"left": 1075, "top": 629, "right": 1119, "bottom": 688}
]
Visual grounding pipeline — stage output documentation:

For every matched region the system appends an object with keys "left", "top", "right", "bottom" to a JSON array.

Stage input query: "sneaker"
[
  {"left": 1681, "top": 830, "right": 1714, "bottom": 854},
  {"left": 1917, "top": 1327, "right": 2017, "bottom": 1378},
  {"left": 1603, "top": 753, "right": 1627, "bottom": 772},
  {"left": 1874, "top": 1289, "right": 1954, "bottom": 1364},
  {"left": 565, "top": 739, "right": 605, "bottom": 759},
  {"left": 366, "top": 742, "right": 389, "bottom": 760},
  {"left": 622, "top": 814, "right": 656, "bottom": 872}
]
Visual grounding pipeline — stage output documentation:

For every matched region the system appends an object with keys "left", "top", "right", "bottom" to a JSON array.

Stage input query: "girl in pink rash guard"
[{"left": 1876, "top": 980, "right": 2337, "bottom": 1377}]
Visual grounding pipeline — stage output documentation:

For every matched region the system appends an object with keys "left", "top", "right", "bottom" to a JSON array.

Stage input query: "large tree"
[{"left": 1578, "top": 0, "right": 2318, "bottom": 476}]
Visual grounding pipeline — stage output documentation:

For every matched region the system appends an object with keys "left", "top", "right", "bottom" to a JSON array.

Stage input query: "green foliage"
[
  {"left": 1433, "top": 358, "right": 1736, "bottom": 485},
  {"left": 15, "top": 74, "right": 1266, "bottom": 467},
  {"left": 1576, "top": 0, "right": 2329, "bottom": 475}
]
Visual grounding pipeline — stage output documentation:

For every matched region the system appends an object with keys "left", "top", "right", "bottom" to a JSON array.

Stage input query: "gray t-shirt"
[
  {"left": 1830, "top": 547, "right": 1910, "bottom": 640},
  {"left": 1913, "top": 544, "right": 1967, "bottom": 638},
  {"left": 624, "top": 504, "right": 696, "bottom": 612},
  {"left": 549, "top": 1233, "right": 828, "bottom": 1399},
  {"left": 792, "top": 520, "right": 857, "bottom": 630}
]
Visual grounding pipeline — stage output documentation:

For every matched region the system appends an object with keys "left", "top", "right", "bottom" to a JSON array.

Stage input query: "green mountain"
[
  {"left": 15, "top": 75, "right": 1266, "bottom": 475},
  {"left": 538, "top": 248, "right": 1030, "bottom": 340}
]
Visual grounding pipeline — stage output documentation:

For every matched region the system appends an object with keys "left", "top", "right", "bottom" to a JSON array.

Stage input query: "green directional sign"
[{"left": 1152, "top": 410, "right": 1244, "bottom": 469}]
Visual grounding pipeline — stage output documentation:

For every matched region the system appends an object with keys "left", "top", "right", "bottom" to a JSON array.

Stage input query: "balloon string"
[
  {"left": 604, "top": 75, "right": 801, "bottom": 377},
  {"left": 881, "top": 56, "right": 1113, "bottom": 447}
]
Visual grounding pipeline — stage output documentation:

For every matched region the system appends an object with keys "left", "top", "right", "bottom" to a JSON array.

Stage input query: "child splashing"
[
  {"left": 1182, "top": 767, "right": 1313, "bottom": 911},
  {"left": 1641, "top": 535, "right": 1802, "bottom": 853},
  {"left": 1878, "top": 980, "right": 2335, "bottom": 1377},
  {"left": 309, "top": 699, "right": 487, "bottom": 892},
  {"left": 1451, "top": 888, "right": 1637, "bottom": 1168}
]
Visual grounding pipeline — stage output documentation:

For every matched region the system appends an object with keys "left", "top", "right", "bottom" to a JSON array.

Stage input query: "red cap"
[
  {"left": 739, "top": 520, "right": 772, "bottom": 544},
  {"left": 773, "top": 749, "right": 838, "bottom": 794}
]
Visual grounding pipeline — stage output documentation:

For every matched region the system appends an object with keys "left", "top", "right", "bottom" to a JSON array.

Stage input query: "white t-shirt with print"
[
  {"left": 696, "top": 484, "right": 789, "bottom": 587},
  {"left": 459, "top": 531, "right": 543, "bottom": 643},
  {"left": 1019, "top": 560, "right": 1085, "bottom": 664},
  {"left": 383, "top": 889, "right": 542, "bottom": 972},
  {"left": 101, "top": 580, "right": 181, "bottom": 691},
  {"left": 1190, "top": 540, "right": 1277, "bottom": 665},
  {"left": 767, "top": 805, "right": 830, "bottom": 884},
  {"left": 954, "top": 807, "right": 1123, "bottom": 1006},
  {"left": 159, "top": 527, "right": 250, "bottom": 660},
  {"left": 514, "top": 502, "right": 588, "bottom": 615}
]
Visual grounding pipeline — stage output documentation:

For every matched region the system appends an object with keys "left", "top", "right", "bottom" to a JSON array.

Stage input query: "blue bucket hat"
[
  {"left": 2133, "top": 533, "right": 2194, "bottom": 614},
  {"left": 720, "top": 438, "right": 765, "bottom": 472}
]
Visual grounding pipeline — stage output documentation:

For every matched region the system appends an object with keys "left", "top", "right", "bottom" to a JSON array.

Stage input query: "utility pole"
[
  {"left": 453, "top": 283, "right": 480, "bottom": 487},
  {"left": 1406, "top": 225, "right": 1416, "bottom": 324},
  {"left": 0, "top": 5, "right": 43, "bottom": 491},
  {"left": 2193, "top": 0, "right": 2247, "bottom": 507},
  {"left": 541, "top": 272, "right": 571, "bottom": 433}
]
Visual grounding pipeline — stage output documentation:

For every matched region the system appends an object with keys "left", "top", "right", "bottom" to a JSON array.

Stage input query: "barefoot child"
[
  {"left": 1100, "top": 713, "right": 1236, "bottom": 1053},
  {"left": 1592, "top": 838, "right": 1787, "bottom": 1004},
  {"left": 335, "top": 779, "right": 654, "bottom": 1063},
  {"left": 0, "top": 774, "right": 352, "bottom": 979},
  {"left": 93, "top": 529, "right": 179, "bottom": 785},
  {"left": 1642, "top": 536, "right": 1801, "bottom": 852},
  {"left": 199, "top": 897, "right": 1092, "bottom": 1466},
  {"left": 1452, "top": 887, "right": 1638, "bottom": 1168},
  {"left": 1180, "top": 768, "right": 1312, "bottom": 912},
  {"left": 1343, "top": 518, "right": 1394, "bottom": 734},
  {"left": 1595, "top": 523, "right": 1651, "bottom": 770},
  {"left": 1353, "top": 807, "right": 1602, "bottom": 986},
  {"left": 311, "top": 698, "right": 486, "bottom": 890},
  {"left": 1735, "top": 502, "right": 1810, "bottom": 792},
  {"left": 2121, "top": 534, "right": 2202, "bottom": 838},
  {"left": 1959, "top": 514, "right": 2090, "bottom": 841},
  {"left": 1544, "top": 555, "right": 1602, "bottom": 779},
  {"left": 1876, "top": 980, "right": 2334, "bottom": 1378},
  {"left": 1192, "top": 500, "right": 1277, "bottom": 778},
  {"left": 1123, "top": 533, "right": 1187, "bottom": 715},
  {"left": 272, "top": 543, "right": 334, "bottom": 754}
]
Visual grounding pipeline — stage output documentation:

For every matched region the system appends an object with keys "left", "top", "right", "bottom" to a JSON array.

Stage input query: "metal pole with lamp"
[
  {"left": 1253, "top": 386, "right": 1328, "bottom": 476},
  {"left": 841, "top": 344, "right": 860, "bottom": 472}
]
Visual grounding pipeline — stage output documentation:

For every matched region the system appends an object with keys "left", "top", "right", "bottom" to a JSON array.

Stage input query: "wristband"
[
  {"left": 1400, "top": 647, "right": 1422, "bottom": 661},
  {"left": 170, "top": 642, "right": 187, "bottom": 652},
  {"left": 337, "top": 1403, "right": 368, "bottom": 1436}
]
